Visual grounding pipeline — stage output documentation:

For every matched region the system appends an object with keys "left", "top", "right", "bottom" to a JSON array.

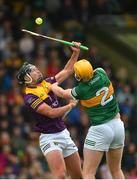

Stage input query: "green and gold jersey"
[{"left": 71, "top": 68, "right": 119, "bottom": 125}]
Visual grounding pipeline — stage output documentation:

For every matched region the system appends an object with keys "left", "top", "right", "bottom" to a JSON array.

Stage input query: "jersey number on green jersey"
[{"left": 96, "top": 87, "right": 113, "bottom": 106}]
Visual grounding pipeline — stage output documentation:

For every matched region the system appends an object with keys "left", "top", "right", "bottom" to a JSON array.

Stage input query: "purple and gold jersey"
[{"left": 24, "top": 77, "right": 66, "bottom": 134}]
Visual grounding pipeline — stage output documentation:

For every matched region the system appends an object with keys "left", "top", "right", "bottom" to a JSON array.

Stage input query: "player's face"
[{"left": 29, "top": 66, "right": 43, "bottom": 84}]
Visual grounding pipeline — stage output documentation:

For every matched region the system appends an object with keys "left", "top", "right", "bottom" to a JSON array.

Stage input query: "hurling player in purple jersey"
[{"left": 16, "top": 42, "right": 83, "bottom": 179}]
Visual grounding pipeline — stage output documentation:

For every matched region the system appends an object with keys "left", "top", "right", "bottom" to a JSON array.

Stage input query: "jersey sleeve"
[
  {"left": 24, "top": 94, "right": 44, "bottom": 110},
  {"left": 45, "top": 77, "right": 56, "bottom": 84},
  {"left": 71, "top": 85, "right": 83, "bottom": 100}
]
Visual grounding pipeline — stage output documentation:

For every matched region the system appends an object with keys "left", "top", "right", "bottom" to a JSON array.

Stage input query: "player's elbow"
[
  {"left": 37, "top": 105, "right": 57, "bottom": 118},
  {"left": 56, "top": 89, "right": 68, "bottom": 99},
  {"left": 59, "top": 90, "right": 66, "bottom": 99},
  {"left": 47, "top": 111, "right": 55, "bottom": 118},
  {"left": 63, "top": 90, "right": 73, "bottom": 100}
]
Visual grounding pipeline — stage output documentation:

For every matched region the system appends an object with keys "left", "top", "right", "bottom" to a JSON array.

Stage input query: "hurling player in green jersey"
[{"left": 51, "top": 59, "right": 125, "bottom": 179}]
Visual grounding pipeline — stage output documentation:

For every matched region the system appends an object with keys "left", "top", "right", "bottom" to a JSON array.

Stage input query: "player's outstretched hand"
[
  {"left": 70, "top": 41, "right": 81, "bottom": 52},
  {"left": 69, "top": 99, "right": 79, "bottom": 108}
]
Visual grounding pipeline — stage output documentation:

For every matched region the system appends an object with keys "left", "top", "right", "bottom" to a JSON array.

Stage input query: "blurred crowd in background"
[{"left": 0, "top": 0, "right": 137, "bottom": 179}]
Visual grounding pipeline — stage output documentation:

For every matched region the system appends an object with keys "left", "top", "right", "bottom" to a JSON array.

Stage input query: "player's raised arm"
[{"left": 55, "top": 41, "right": 81, "bottom": 84}]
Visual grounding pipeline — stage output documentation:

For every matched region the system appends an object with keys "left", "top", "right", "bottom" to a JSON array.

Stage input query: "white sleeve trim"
[{"left": 71, "top": 88, "right": 77, "bottom": 100}]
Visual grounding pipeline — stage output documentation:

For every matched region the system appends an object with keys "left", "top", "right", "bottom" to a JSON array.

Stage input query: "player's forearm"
[
  {"left": 47, "top": 104, "right": 72, "bottom": 118},
  {"left": 37, "top": 101, "right": 73, "bottom": 118},
  {"left": 55, "top": 43, "right": 80, "bottom": 84},
  {"left": 64, "top": 51, "right": 80, "bottom": 73}
]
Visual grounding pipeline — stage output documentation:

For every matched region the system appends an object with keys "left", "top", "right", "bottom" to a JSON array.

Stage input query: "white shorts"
[
  {"left": 39, "top": 129, "right": 78, "bottom": 158},
  {"left": 84, "top": 118, "right": 125, "bottom": 152}
]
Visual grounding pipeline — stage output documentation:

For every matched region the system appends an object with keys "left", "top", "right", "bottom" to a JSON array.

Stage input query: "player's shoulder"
[
  {"left": 24, "top": 93, "right": 37, "bottom": 102},
  {"left": 45, "top": 77, "right": 56, "bottom": 84},
  {"left": 25, "top": 86, "right": 38, "bottom": 95},
  {"left": 24, "top": 86, "right": 44, "bottom": 102},
  {"left": 24, "top": 87, "right": 38, "bottom": 98},
  {"left": 94, "top": 67, "right": 106, "bottom": 74},
  {"left": 76, "top": 81, "right": 86, "bottom": 91},
  {"left": 24, "top": 92, "right": 40, "bottom": 109},
  {"left": 94, "top": 67, "right": 107, "bottom": 79},
  {"left": 88, "top": 67, "right": 107, "bottom": 86},
  {"left": 71, "top": 80, "right": 85, "bottom": 95}
]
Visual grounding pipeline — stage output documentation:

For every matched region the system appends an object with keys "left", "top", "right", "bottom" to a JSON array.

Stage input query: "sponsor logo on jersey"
[
  {"left": 52, "top": 100, "right": 59, "bottom": 107},
  {"left": 89, "top": 76, "right": 100, "bottom": 85},
  {"left": 39, "top": 93, "right": 45, "bottom": 98}
]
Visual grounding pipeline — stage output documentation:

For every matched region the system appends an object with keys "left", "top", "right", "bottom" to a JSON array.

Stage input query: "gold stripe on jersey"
[
  {"left": 25, "top": 80, "right": 51, "bottom": 101},
  {"left": 31, "top": 98, "right": 42, "bottom": 109},
  {"left": 80, "top": 83, "right": 114, "bottom": 108}
]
